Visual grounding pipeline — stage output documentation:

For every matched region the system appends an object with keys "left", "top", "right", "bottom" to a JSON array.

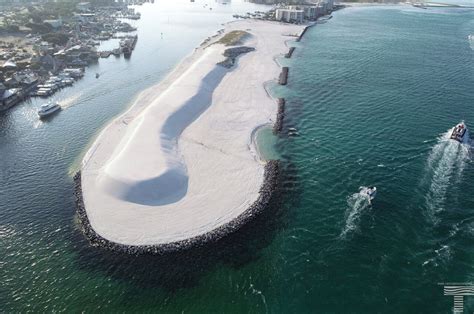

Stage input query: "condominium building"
[{"left": 275, "top": 8, "right": 304, "bottom": 23}]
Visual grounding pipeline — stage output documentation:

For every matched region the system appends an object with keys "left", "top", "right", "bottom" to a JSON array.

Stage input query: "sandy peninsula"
[{"left": 79, "top": 20, "right": 305, "bottom": 248}]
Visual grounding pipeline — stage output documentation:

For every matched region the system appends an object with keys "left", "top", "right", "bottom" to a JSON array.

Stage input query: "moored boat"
[
  {"left": 36, "top": 88, "right": 52, "bottom": 97},
  {"left": 112, "top": 48, "right": 121, "bottom": 56}
]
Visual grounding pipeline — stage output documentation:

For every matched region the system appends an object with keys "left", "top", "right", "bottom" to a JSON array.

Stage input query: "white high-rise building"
[{"left": 275, "top": 8, "right": 304, "bottom": 23}]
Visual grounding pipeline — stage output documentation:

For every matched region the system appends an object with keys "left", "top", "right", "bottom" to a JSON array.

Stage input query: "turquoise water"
[
  {"left": 256, "top": 126, "right": 281, "bottom": 161},
  {"left": 1, "top": 3, "right": 474, "bottom": 312},
  {"left": 275, "top": 6, "right": 474, "bottom": 312}
]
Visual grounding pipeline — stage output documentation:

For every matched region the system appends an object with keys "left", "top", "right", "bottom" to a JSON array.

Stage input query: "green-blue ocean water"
[
  {"left": 1, "top": 2, "right": 474, "bottom": 312},
  {"left": 273, "top": 5, "right": 474, "bottom": 312}
]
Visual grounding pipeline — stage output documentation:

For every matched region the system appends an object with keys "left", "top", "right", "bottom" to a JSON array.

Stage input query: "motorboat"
[
  {"left": 360, "top": 186, "right": 377, "bottom": 204},
  {"left": 450, "top": 121, "right": 468, "bottom": 143},
  {"left": 62, "top": 78, "right": 74, "bottom": 86},
  {"left": 36, "top": 88, "right": 52, "bottom": 97},
  {"left": 38, "top": 102, "right": 61, "bottom": 118}
]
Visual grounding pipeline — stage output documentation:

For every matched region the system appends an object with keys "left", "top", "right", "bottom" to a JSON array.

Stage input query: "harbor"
[{"left": 0, "top": 1, "right": 141, "bottom": 112}]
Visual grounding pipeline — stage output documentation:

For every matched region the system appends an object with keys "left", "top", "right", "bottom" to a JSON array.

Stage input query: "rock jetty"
[{"left": 74, "top": 160, "right": 280, "bottom": 255}]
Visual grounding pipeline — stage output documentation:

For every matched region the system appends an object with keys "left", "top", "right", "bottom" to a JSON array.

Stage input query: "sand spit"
[
  {"left": 74, "top": 161, "right": 279, "bottom": 254},
  {"left": 78, "top": 20, "right": 305, "bottom": 250}
]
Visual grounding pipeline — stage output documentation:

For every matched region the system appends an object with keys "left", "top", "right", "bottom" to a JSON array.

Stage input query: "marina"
[
  {"left": 98, "top": 35, "right": 138, "bottom": 59},
  {"left": 0, "top": 1, "right": 140, "bottom": 112}
]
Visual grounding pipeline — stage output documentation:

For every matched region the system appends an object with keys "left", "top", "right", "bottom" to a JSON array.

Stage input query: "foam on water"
[
  {"left": 424, "top": 128, "right": 471, "bottom": 220},
  {"left": 422, "top": 244, "right": 452, "bottom": 269}
]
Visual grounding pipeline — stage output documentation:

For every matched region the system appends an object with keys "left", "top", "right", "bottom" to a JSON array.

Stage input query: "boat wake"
[
  {"left": 424, "top": 129, "right": 471, "bottom": 219},
  {"left": 57, "top": 92, "right": 83, "bottom": 109},
  {"left": 340, "top": 188, "right": 372, "bottom": 238}
]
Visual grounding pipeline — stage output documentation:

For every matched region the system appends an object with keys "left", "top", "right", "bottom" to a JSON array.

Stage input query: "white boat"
[
  {"left": 36, "top": 88, "right": 52, "bottom": 97},
  {"left": 360, "top": 186, "right": 377, "bottom": 204},
  {"left": 450, "top": 121, "right": 469, "bottom": 143},
  {"left": 42, "top": 83, "right": 58, "bottom": 90},
  {"left": 38, "top": 102, "right": 61, "bottom": 118},
  {"left": 62, "top": 78, "right": 74, "bottom": 86}
]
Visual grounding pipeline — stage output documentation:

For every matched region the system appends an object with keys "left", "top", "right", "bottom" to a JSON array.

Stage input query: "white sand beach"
[{"left": 81, "top": 20, "right": 305, "bottom": 246}]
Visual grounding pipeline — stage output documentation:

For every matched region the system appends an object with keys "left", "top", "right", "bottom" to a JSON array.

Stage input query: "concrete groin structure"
[
  {"left": 273, "top": 98, "right": 286, "bottom": 134},
  {"left": 279, "top": 67, "right": 289, "bottom": 85},
  {"left": 285, "top": 47, "right": 296, "bottom": 59},
  {"left": 74, "top": 160, "right": 280, "bottom": 254},
  {"left": 296, "top": 26, "right": 309, "bottom": 42}
]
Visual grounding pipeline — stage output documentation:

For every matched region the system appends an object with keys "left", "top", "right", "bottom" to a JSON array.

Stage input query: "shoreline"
[
  {"left": 77, "top": 20, "right": 306, "bottom": 251},
  {"left": 74, "top": 160, "right": 280, "bottom": 254}
]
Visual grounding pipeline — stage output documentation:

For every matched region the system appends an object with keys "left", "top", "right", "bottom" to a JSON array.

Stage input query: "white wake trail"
[
  {"left": 424, "top": 129, "right": 471, "bottom": 218},
  {"left": 340, "top": 188, "right": 371, "bottom": 238}
]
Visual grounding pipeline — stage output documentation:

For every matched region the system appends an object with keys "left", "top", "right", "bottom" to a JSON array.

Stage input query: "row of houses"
[
  {"left": 275, "top": 0, "right": 335, "bottom": 23},
  {"left": 0, "top": 1, "right": 136, "bottom": 112}
]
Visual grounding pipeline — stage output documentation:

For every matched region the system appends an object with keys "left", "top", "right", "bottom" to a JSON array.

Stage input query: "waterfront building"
[
  {"left": 0, "top": 88, "right": 20, "bottom": 112},
  {"left": 276, "top": 0, "right": 334, "bottom": 23},
  {"left": 275, "top": 8, "right": 304, "bottom": 24},
  {"left": 44, "top": 19, "right": 63, "bottom": 29},
  {"left": 318, "top": 0, "right": 334, "bottom": 14},
  {"left": 304, "top": 0, "right": 334, "bottom": 15},
  {"left": 76, "top": 2, "right": 91, "bottom": 12},
  {"left": 288, "top": 5, "right": 319, "bottom": 20}
]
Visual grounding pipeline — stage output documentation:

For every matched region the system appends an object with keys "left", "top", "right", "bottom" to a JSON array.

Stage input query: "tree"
[{"left": 41, "top": 33, "right": 70, "bottom": 46}]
